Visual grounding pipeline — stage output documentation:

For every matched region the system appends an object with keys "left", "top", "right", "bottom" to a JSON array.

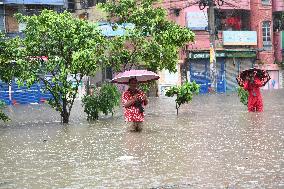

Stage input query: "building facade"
[
  {"left": 2, "top": 0, "right": 281, "bottom": 97},
  {"left": 70, "top": 0, "right": 283, "bottom": 94},
  {"left": 0, "top": 0, "right": 70, "bottom": 105},
  {"left": 0, "top": 0, "right": 66, "bottom": 37},
  {"left": 157, "top": 0, "right": 283, "bottom": 94}
]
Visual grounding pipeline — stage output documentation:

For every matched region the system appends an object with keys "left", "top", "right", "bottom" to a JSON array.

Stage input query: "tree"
[
  {"left": 12, "top": 10, "right": 107, "bottom": 123},
  {"left": 100, "top": 0, "right": 195, "bottom": 72}
]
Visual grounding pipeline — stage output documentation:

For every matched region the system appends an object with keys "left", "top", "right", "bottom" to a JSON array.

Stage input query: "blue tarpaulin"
[{"left": 4, "top": 0, "right": 65, "bottom": 5}]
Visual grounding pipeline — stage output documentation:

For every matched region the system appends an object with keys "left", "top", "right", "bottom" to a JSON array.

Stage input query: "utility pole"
[{"left": 208, "top": 0, "right": 217, "bottom": 92}]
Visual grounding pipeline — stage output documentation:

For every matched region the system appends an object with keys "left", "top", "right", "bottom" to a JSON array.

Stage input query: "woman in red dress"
[
  {"left": 121, "top": 78, "right": 148, "bottom": 132},
  {"left": 243, "top": 73, "right": 263, "bottom": 112}
]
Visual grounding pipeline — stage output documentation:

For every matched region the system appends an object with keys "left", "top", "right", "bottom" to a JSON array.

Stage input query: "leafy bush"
[
  {"left": 165, "top": 81, "right": 200, "bottom": 115},
  {"left": 237, "top": 86, "right": 248, "bottom": 106},
  {"left": 0, "top": 100, "right": 10, "bottom": 122},
  {"left": 82, "top": 83, "right": 121, "bottom": 120}
]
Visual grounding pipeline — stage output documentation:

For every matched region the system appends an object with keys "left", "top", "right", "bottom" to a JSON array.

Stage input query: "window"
[
  {"left": 215, "top": 10, "right": 250, "bottom": 31},
  {"left": 262, "top": 21, "right": 272, "bottom": 50},
  {"left": 105, "top": 67, "right": 113, "bottom": 80},
  {"left": 67, "top": 0, "right": 75, "bottom": 13}
]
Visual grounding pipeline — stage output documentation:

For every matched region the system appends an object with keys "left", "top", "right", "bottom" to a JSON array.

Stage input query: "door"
[{"left": 189, "top": 58, "right": 226, "bottom": 94}]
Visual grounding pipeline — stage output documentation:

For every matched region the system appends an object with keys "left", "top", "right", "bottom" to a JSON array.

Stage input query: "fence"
[{"left": 0, "top": 80, "right": 53, "bottom": 105}]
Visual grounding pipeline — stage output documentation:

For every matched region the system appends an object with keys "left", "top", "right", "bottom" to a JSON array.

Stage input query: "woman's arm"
[
  {"left": 254, "top": 78, "right": 263, "bottom": 87},
  {"left": 123, "top": 94, "right": 138, "bottom": 108},
  {"left": 143, "top": 95, "right": 148, "bottom": 106}
]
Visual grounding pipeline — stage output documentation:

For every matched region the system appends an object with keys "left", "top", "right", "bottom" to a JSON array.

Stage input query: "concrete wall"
[{"left": 255, "top": 64, "right": 281, "bottom": 89}]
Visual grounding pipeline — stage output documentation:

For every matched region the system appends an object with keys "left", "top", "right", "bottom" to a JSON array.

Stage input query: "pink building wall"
[
  {"left": 255, "top": 64, "right": 280, "bottom": 89},
  {"left": 273, "top": 0, "right": 284, "bottom": 12},
  {"left": 180, "top": 6, "right": 210, "bottom": 50},
  {"left": 166, "top": 5, "right": 211, "bottom": 58},
  {"left": 219, "top": 0, "right": 250, "bottom": 10}
]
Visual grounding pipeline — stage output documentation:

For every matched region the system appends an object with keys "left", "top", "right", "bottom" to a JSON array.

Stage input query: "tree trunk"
[
  {"left": 62, "top": 99, "right": 70, "bottom": 124},
  {"left": 86, "top": 76, "right": 90, "bottom": 95},
  {"left": 62, "top": 112, "right": 70, "bottom": 124},
  {"left": 176, "top": 103, "right": 179, "bottom": 115}
]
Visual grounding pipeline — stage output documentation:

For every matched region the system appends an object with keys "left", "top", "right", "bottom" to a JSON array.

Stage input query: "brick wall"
[
  {"left": 250, "top": 0, "right": 275, "bottom": 63},
  {"left": 259, "top": 51, "right": 275, "bottom": 64}
]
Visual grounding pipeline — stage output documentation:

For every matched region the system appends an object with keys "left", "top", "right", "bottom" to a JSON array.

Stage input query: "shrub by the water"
[
  {"left": 237, "top": 86, "right": 248, "bottom": 106},
  {"left": 82, "top": 83, "right": 121, "bottom": 120},
  {"left": 165, "top": 81, "right": 200, "bottom": 115}
]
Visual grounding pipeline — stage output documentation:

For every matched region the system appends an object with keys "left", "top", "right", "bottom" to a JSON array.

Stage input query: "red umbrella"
[
  {"left": 236, "top": 68, "right": 271, "bottom": 87},
  {"left": 112, "top": 70, "right": 160, "bottom": 84}
]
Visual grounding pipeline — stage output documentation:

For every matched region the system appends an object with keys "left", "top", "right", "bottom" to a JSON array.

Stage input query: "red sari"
[{"left": 243, "top": 77, "right": 263, "bottom": 112}]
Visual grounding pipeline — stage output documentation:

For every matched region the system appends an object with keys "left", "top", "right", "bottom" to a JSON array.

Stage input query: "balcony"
[
  {"left": 215, "top": 10, "right": 251, "bottom": 31},
  {"left": 3, "top": 0, "right": 65, "bottom": 5}
]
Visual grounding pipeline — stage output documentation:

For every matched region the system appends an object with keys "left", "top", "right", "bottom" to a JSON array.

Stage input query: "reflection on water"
[{"left": 0, "top": 90, "right": 283, "bottom": 188}]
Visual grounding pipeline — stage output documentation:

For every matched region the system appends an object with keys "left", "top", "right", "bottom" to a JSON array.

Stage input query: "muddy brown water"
[{"left": 0, "top": 90, "right": 283, "bottom": 188}]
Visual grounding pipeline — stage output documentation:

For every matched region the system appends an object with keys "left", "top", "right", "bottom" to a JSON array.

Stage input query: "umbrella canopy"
[
  {"left": 112, "top": 70, "right": 160, "bottom": 84},
  {"left": 236, "top": 68, "right": 271, "bottom": 87}
]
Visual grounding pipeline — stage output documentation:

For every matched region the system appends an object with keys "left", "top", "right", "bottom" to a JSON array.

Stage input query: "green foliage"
[
  {"left": 82, "top": 94, "right": 100, "bottom": 120},
  {"left": 82, "top": 83, "right": 121, "bottom": 120},
  {"left": 6, "top": 10, "right": 108, "bottom": 123},
  {"left": 0, "top": 101, "right": 10, "bottom": 122},
  {"left": 138, "top": 81, "right": 156, "bottom": 94},
  {"left": 100, "top": 0, "right": 195, "bottom": 72},
  {"left": 165, "top": 81, "right": 200, "bottom": 115},
  {"left": 0, "top": 33, "right": 17, "bottom": 122},
  {"left": 0, "top": 33, "right": 22, "bottom": 83},
  {"left": 237, "top": 86, "right": 248, "bottom": 106}
]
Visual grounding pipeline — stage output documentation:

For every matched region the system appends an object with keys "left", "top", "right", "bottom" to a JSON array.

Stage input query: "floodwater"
[{"left": 0, "top": 90, "right": 283, "bottom": 189}]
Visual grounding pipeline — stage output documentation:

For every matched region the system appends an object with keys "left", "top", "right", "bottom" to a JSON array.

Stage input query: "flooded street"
[{"left": 0, "top": 90, "right": 283, "bottom": 189}]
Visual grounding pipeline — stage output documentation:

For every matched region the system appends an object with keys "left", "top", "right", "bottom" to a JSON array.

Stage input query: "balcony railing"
[{"left": 3, "top": 0, "right": 65, "bottom": 5}]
